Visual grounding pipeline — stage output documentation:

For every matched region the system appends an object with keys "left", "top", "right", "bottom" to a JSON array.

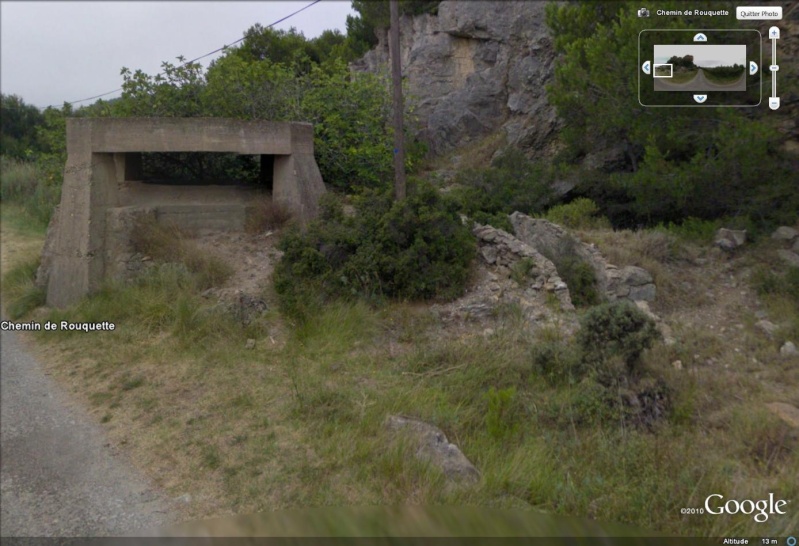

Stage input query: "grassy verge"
[
  {"left": 0, "top": 203, "right": 47, "bottom": 316},
  {"left": 2, "top": 213, "right": 797, "bottom": 536}
]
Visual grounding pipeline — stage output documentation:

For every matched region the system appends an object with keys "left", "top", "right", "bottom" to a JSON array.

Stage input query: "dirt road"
[{"left": 0, "top": 327, "right": 176, "bottom": 537}]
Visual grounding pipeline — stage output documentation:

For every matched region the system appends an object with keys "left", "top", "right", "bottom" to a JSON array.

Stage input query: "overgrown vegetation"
[
  {"left": 0, "top": 156, "right": 61, "bottom": 227},
  {"left": 130, "top": 218, "right": 234, "bottom": 290},
  {"left": 3, "top": 204, "right": 798, "bottom": 536},
  {"left": 274, "top": 181, "right": 475, "bottom": 318},
  {"left": 543, "top": 198, "right": 611, "bottom": 231},
  {"left": 536, "top": 235, "right": 601, "bottom": 308},
  {"left": 453, "top": 149, "right": 555, "bottom": 231},
  {"left": 245, "top": 196, "right": 294, "bottom": 234}
]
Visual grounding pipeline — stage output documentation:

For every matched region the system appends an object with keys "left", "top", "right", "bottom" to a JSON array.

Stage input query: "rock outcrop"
[
  {"left": 433, "top": 222, "right": 576, "bottom": 331},
  {"left": 352, "top": 1, "right": 558, "bottom": 158},
  {"left": 510, "top": 213, "right": 656, "bottom": 303}
]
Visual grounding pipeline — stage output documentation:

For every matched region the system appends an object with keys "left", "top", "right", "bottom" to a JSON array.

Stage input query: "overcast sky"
[
  {"left": 653, "top": 44, "right": 747, "bottom": 68},
  {"left": 0, "top": 1, "right": 355, "bottom": 109}
]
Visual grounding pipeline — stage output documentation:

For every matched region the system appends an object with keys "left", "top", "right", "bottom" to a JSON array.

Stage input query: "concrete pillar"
[{"left": 273, "top": 124, "right": 325, "bottom": 225}]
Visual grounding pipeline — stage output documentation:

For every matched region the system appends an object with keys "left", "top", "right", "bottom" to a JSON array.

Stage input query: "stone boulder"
[
  {"left": 385, "top": 415, "right": 480, "bottom": 485},
  {"left": 778, "top": 249, "right": 799, "bottom": 268},
  {"left": 509, "top": 213, "right": 657, "bottom": 303},
  {"left": 714, "top": 228, "right": 746, "bottom": 251},
  {"left": 765, "top": 402, "right": 799, "bottom": 429},
  {"left": 771, "top": 226, "right": 799, "bottom": 241}
]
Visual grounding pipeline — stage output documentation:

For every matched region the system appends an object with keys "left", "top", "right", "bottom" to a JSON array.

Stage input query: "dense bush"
[
  {"left": 577, "top": 301, "right": 660, "bottom": 379},
  {"left": 453, "top": 148, "right": 555, "bottom": 231},
  {"left": 274, "top": 181, "right": 475, "bottom": 317}
]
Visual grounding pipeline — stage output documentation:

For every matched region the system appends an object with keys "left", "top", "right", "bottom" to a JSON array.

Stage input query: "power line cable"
[{"left": 38, "top": 0, "right": 322, "bottom": 111}]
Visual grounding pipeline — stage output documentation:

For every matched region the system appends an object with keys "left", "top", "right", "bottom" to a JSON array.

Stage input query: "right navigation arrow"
[{"left": 750, "top": 61, "right": 758, "bottom": 75}]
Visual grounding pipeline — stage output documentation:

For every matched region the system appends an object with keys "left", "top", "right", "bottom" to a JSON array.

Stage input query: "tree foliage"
[{"left": 0, "top": 94, "right": 44, "bottom": 159}]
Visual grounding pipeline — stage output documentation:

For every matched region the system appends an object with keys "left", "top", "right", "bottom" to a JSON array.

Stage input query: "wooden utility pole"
[{"left": 389, "top": 0, "right": 406, "bottom": 200}]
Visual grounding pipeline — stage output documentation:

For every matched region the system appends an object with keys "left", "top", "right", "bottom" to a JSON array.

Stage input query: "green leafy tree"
[
  {"left": 300, "top": 59, "right": 424, "bottom": 191},
  {"left": 204, "top": 54, "right": 304, "bottom": 120},
  {"left": 1, "top": 94, "right": 44, "bottom": 159},
  {"left": 116, "top": 57, "right": 206, "bottom": 117}
]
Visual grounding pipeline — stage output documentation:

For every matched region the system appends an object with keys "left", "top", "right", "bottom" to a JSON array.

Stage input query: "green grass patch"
[
  {"left": 0, "top": 156, "right": 61, "bottom": 228},
  {"left": 1, "top": 255, "right": 45, "bottom": 318}
]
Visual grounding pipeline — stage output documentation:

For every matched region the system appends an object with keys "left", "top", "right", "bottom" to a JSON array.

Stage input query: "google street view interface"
[
  {"left": 2, "top": 0, "right": 799, "bottom": 543},
  {"left": 639, "top": 5, "right": 782, "bottom": 106}
]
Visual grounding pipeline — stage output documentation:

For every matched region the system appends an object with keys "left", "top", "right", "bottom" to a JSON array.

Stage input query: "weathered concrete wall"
[{"left": 43, "top": 118, "right": 326, "bottom": 308}]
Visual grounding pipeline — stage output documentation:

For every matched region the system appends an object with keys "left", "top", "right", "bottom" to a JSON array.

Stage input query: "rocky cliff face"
[{"left": 351, "top": 1, "right": 559, "bottom": 158}]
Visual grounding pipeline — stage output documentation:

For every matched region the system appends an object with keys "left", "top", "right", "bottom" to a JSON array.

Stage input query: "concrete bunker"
[{"left": 40, "top": 118, "right": 326, "bottom": 308}]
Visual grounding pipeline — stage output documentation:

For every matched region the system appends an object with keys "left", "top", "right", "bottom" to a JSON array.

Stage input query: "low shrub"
[
  {"left": 274, "top": 181, "right": 475, "bottom": 317},
  {"left": 543, "top": 198, "right": 611, "bottom": 230},
  {"left": 485, "top": 386, "right": 521, "bottom": 439},
  {"left": 655, "top": 217, "right": 722, "bottom": 245},
  {"left": 530, "top": 341, "right": 585, "bottom": 385},
  {"left": 577, "top": 301, "right": 660, "bottom": 380},
  {"left": 453, "top": 148, "right": 554, "bottom": 230}
]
